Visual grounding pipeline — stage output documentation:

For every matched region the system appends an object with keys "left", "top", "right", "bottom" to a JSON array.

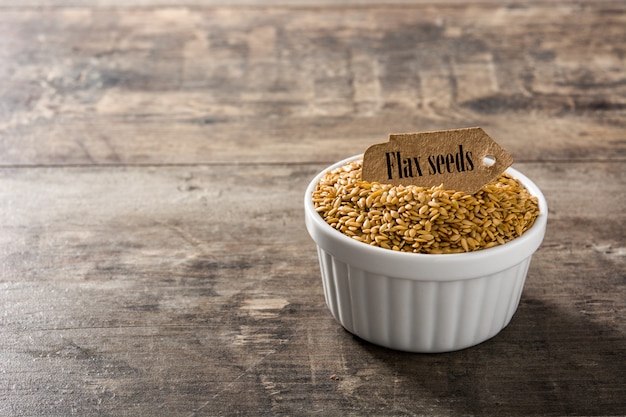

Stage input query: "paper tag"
[{"left": 362, "top": 127, "right": 513, "bottom": 194}]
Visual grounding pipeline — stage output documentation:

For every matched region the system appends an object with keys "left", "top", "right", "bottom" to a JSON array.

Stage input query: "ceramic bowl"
[{"left": 304, "top": 154, "right": 548, "bottom": 353}]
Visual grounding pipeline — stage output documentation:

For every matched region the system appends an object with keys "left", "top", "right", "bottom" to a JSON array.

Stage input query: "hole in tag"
[{"left": 361, "top": 127, "right": 513, "bottom": 193}]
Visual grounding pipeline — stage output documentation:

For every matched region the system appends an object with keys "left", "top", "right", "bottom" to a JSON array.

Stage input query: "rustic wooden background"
[{"left": 1, "top": 0, "right": 625, "bottom": 416}]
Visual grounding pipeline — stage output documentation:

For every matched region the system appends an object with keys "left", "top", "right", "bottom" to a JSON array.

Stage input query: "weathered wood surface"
[
  {"left": 1, "top": 162, "right": 624, "bottom": 416},
  {"left": 1, "top": 1, "right": 625, "bottom": 416},
  {"left": 1, "top": 4, "right": 625, "bottom": 166},
  {"left": 1, "top": 0, "right": 620, "bottom": 7}
]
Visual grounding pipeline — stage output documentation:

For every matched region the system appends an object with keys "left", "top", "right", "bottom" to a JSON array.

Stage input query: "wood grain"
[
  {"left": 1, "top": 0, "right": 620, "bottom": 7},
  {"left": 1, "top": 162, "right": 625, "bottom": 415},
  {"left": 0, "top": 1, "right": 625, "bottom": 416},
  {"left": 1, "top": 4, "right": 625, "bottom": 166}
]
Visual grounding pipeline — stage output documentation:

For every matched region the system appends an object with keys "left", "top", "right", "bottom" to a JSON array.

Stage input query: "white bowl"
[{"left": 304, "top": 155, "right": 548, "bottom": 353}]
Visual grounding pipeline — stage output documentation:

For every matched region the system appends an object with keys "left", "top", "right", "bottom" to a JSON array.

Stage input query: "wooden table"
[{"left": 1, "top": 1, "right": 625, "bottom": 415}]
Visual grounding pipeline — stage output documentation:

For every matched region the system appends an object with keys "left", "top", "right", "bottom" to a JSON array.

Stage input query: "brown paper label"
[{"left": 362, "top": 127, "right": 513, "bottom": 194}]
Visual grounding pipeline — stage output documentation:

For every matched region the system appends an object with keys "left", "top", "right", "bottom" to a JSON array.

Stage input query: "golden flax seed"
[{"left": 312, "top": 159, "right": 540, "bottom": 254}]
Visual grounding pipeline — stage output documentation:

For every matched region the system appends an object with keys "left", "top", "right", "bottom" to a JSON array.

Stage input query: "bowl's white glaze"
[{"left": 304, "top": 155, "right": 548, "bottom": 352}]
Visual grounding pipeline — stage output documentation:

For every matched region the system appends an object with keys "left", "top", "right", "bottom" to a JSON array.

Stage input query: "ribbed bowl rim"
[{"left": 304, "top": 154, "right": 548, "bottom": 281}]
